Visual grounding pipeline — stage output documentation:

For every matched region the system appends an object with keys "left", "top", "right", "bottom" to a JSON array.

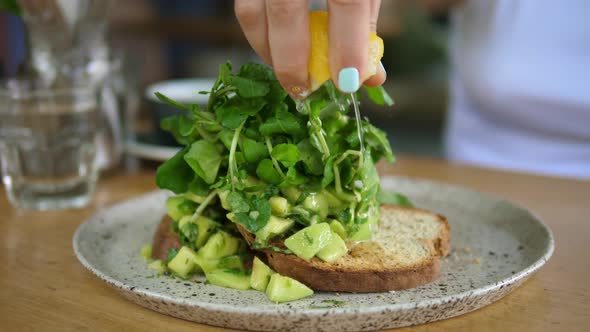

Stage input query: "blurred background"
[{"left": 0, "top": 0, "right": 448, "bottom": 160}]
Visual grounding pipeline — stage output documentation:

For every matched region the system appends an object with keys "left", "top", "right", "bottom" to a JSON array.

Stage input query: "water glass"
[{"left": 0, "top": 80, "right": 99, "bottom": 210}]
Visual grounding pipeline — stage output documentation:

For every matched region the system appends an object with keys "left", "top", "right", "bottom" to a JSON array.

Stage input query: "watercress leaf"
[
  {"left": 259, "top": 104, "right": 304, "bottom": 136},
  {"left": 271, "top": 143, "right": 300, "bottom": 167},
  {"left": 237, "top": 62, "right": 274, "bottom": 81},
  {"left": 188, "top": 175, "right": 210, "bottom": 196},
  {"left": 155, "top": 92, "right": 189, "bottom": 111},
  {"left": 363, "top": 85, "right": 394, "bottom": 106},
  {"left": 242, "top": 137, "right": 269, "bottom": 163},
  {"left": 219, "top": 62, "right": 232, "bottom": 86},
  {"left": 234, "top": 212, "right": 265, "bottom": 233},
  {"left": 279, "top": 167, "right": 307, "bottom": 188},
  {"left": 256, "top": 159, "right": 282, "bottom": 185},
  {"left": 215, "top": 99, "right": 266, "bottom": 129},
  {"left": 378, "top": 190, "right": 414, "bottom": 207},
  {"left": 252, "top": 198, "right": 271, "bottom": 226},
  {"left": 297, "top": 139, "right": 324, "bottom": 175},
  {"left": 229, "top": 75, "right": 269, "bottom": 98},
  {"left": 364, "top": 123, "right": 395, "bottom": 163},
  {"left": 263, "top": 184, "right": 279, "bottom": 198},
  {"left": 321, "top": 155, "right": 337, "bottom": 188},
  {"left": 227, "top": 192, "right": 250, "bottom": 213},
  {"left": 166, "top": 248, "right": 179, "bottom": 263},
  {"left": 184, "top": 140, "right": 222, "bottom": 184},
  {"left": 155, "top": 146, "right": 194, "bottom": 194},
  {"left": 160, "top": 115, "right": 196, "bottom": 145}
]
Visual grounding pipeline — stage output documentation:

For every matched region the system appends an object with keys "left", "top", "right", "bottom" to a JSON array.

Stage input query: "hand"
[{"left": 235, "top": 0, "right": 386, "bottom": 98}]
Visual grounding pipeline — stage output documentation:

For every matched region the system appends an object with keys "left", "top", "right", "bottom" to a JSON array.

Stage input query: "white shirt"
[{"left": 445, "top": 0, "right": 590, "bottom": 179}]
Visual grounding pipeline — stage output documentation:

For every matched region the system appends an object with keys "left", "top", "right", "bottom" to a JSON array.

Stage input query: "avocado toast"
[{"left": 145, "top": 62, "right": 450, "bottom": 302}]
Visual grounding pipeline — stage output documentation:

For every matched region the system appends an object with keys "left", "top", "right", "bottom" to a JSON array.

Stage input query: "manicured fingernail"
[
  {"left": 338, "top": 67, "right": 360, "bottom": 93},
  {"left": 288, "top": 86, "right": 309, "bottom": 99}
]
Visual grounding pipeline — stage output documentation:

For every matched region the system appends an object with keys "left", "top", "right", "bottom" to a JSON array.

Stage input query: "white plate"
[
  {"left": 125, "top": 139, "right": 180, "bottom": 162},
  {"left": 73, "top": 177, "right": 554, "bottom": 331}
]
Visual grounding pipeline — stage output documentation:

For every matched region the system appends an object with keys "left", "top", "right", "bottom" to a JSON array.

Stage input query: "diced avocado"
[
  {"left": 217, "top": 189, "right": 231, "bottom": 210},
  {"left": 147, "top": 259, "right": 166, "bottom": 275},
  {"left": 316, "top": 231, "right": 348, "bottom": 263},
  {"left": 348, "top": 222, "right": 374, "bottom": 241},
  {"left": 167, "top": 246, "right": 198, "bottom": 279},
  {"left": 193, "top": 253, "right": 219, "bottom": 273},
  {"left": 269, "top": 196, "right": 289, "bottom": 216},
  {"left": 218, "top": 255, "right": 245, "bottom": 270},
  {"left": 329, "top": 219, "right": 347, "bottom": 240},
  {"left": 284, "top": 223, "right": 332, "bottom": 260},
  {"left": 250, "top": 257, "right": 275, "bottom": 291},
  {"left": 281, "top": 187, "right": 302, "bottom": 203},
  {"left": 195, "top": 216, "right": 218, "bottom": 248},
  {"left": 266, "top": 274, "right": 313, "bottom": 303},
  {"left": 255, "top": 216, "right": 295, "bottom": 242},
  {"left": 303, "top": 193, "right": 328, "bottom": 219},
  {"left": 166, "top": 196, "right": 190, "bottom": 221},
  {"left": 178, "top": 215, "right": 193, "bottom": 238},
  {"left": 198, "top": 231, "right": 240, "bottom": 260},
  {"left": 140, "top": 244, "right": 153, "bottom": 261},
  {"left": 321, "top": 189, "right": 346, "bottom": 209},
  {"left": 206, "top": 270, "right": 251, "bottom": 290},
  {"left": 184, "top": 191, "right": 207, "bottom": 203}
]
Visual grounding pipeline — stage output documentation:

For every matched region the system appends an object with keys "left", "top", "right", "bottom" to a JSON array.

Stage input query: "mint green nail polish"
[{"left": 338, "top": 67, "right": 360, "bottom": 93}]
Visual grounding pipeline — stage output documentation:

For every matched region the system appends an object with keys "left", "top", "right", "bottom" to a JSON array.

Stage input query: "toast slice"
[
  {"left": 152, "top": 215, "right": 181, "bottom": 261},
  {"left": 153, "top": 205, "right": 450, "bottom": 292}
]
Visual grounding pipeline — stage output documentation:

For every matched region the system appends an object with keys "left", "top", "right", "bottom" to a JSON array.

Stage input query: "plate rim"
[{"left": 73, "top": 175, "right": 555, "bottom": 317}]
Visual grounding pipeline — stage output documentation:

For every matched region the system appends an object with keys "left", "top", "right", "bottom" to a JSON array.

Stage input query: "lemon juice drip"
[{"left": 350, "top": 93, "right": 365, "bottom": 155}]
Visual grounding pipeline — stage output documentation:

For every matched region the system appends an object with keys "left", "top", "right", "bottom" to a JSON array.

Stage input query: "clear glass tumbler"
[{"left": 0, "top": 80, "right": 99, "bottom": 210}]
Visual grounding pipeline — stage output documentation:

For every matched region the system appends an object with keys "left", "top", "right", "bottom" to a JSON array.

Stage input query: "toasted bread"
[
  {"left": 153, "top": 206, "right": 450, "bottom": 292},
  {"left": 152, "top": 215, "right": 181, "bottom": 261}
]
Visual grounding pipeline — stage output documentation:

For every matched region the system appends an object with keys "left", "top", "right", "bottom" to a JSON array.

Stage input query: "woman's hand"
[{"left": 235, "top": 0, "right": 386, "bottom": 98}]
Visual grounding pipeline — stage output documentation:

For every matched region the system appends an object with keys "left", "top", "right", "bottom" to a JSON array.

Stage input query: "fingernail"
[
  {"left": 338, "top": 67, "right": 360, "bottom": 93},
  {"left": 380, "top": 61, "right": 386, "bottom": 74},
  {"left": 288, "top": 86, "right": 309, "bottom": 99}
]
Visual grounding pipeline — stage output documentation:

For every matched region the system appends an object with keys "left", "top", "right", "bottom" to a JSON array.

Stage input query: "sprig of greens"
[{"left": 155, "top": 61, "right": 396, "bottom": 239}]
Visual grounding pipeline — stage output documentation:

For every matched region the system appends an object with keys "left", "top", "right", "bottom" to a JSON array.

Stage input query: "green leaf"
[
  {"left": 378, "top": 190, "right": 414, "bottom": 207},
  {"left": 242, "top": 137, "right": 269, "bottom": 163},
  {"left": 166, "top": 248, "right": 179, "bottom": 263},
  {"left": 155, "top": 92, "right": 189, "bottom": 111},
  {"left": 215, "top": 99, "right": 266, "bottom": 129},
  {"left": 187, "top": 176, "right": 210, "bottom": 196},
  {"left": 229, "top": 75, "right": 269, "bottom": 98},
  {"left": 227, "top": 192, "right": 250, "bottom": 213},
  {"left": 259, "top": 104, "right": 304, "bottom": 136},
  {"left": 280, "top": 167, "right": 307, "bottom": 188},
  {"left": 160, "top": 115, "right": 199, "bottom": 145},
  {"left": 297, "top": 139, "right": 324, "bottom": 175},
  {"left": 219, "top": 62, "right": 232, "bottom": 86},
  {"left": 364, "top": 123, "right": 395, "bottom": 163},
  {"left": 218, "top": 129, "right": 235, "bottom": 150},
  {"left": 363, "top": 86, "right": 394, "bottom": 106},
  {"left": 252, "top": 198, "right": 271, "bottom": 226},
  {"left": 237, "top": 63, "right": 287, "bottom": 103},
  {"left": 256, "top": 159, "right": 282, "bottom": 185},
  {"left": 184, "top": 140, "right": 222, "bottom": 184},
  {"left": 271, "top": 143, "right": 300, "bottom": 168},
  {"left": 156, "top": 147, "right": 194, "bottom": 194},
  {"left": 321, "top": 155, "right": 337, "bottom": 188}
]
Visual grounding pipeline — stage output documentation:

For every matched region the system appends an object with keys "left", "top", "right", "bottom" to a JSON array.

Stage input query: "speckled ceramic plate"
[{"left": 73, "top": 176, "right": 554, "bottom": 331}]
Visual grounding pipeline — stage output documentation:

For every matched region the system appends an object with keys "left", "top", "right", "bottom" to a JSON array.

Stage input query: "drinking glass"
[{"left": 0, "top": 80, "right": 99, "bottom": 210}]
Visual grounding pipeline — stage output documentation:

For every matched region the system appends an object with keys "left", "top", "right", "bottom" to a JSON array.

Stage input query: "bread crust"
[{"left": 153, "top": 206, "right": 450, "bottom": 292}]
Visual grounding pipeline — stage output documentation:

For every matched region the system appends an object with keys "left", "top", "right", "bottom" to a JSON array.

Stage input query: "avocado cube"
[
  {"left": 316, "top": 231, "right": 348, "bottom": 263},
  {"left": 167, "top": 246, "right": 198, "bottom": 279},
  {"left": 140, "top": 244, "right": 153, "bottom": 261},
  {"left": 195, "top": 216, "right": 218, "bottom": 248},
  {"left": 166, "top": 196, "right": 190, "bottom": 221},
  {"left": 206, "top": 270, "right": 251, "bottom": 290},
  {"left": 269, "top": 196, "right": 289, "bottom": 216},
  {"left": 303, "top": 194, "right": 329, "bottom": 219},
  {"left": 193, "top": 253, "right": 219, "bottom": 273},
  {"left": 147, "top": 259, "right": 166, "bottom": 275},
  {"left": 284, "top": 223, "right": 332, "bottom": 260},
  {"left": 250, "top": 257, "right": 275, "bottom": 291},
  {"left": 329, "top": 219, "right": 348, "bottom": 240},
  {"left": 280, "top": 187, "right": 302, "bottom": 203},
  {"left": 255, "top": 216, "right": 294, "bottom": 242},
  {"left": 218, "top": 255, "right": 245, "bottom": 271},
  {"left": 198, "top": 231, "right": 240, "bottom": 260},
  {"left": 266, "top": 274, "right": 313, "bottom": 303}
]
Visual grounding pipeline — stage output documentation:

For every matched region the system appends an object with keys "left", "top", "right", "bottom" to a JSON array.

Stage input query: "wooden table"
[{"left": 1, "top": 156, "right": 588, "bottom": 331}]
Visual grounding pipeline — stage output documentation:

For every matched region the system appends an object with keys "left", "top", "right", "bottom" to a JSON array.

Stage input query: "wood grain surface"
[{"left": 1, "top": 156, "right": 588, "bottom": 331}]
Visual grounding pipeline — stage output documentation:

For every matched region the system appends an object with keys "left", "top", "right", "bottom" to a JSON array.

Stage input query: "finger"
[
  {"left": 328, "top": 0, "right": 371, "bottom": 93},
  {"left": 364, "top": 61, "right": 387, "bottom": 86},
  {"left": 235, "top": 0, "right": 272, "bottom": 64},
  {"left": 266, "top": 0, "right": 311, "bottom": 99},
  {"left": 364, "top": 0, "right": 386, "bottom": 86}
]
